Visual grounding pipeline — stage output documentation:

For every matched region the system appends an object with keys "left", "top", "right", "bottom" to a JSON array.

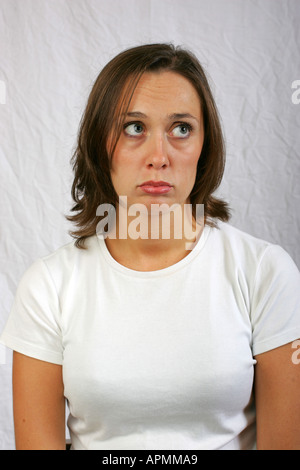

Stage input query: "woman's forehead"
[{"left": 126, "top": 71, "right": 201, "bottom": 117}]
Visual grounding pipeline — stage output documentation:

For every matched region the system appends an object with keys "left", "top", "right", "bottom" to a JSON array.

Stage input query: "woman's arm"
[
  {"left": 13, "top": 351, "right": 66, "bottom": 450},
  {"left": 254, "top": 341, "right": 300, "bottom": 450}
]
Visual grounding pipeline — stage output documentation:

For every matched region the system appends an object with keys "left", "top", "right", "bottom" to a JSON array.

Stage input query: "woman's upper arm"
[
  {"left": 13, "top": 351, "right": 66, "bottom": 450},
  {"left": 254, "top": 341, "right": 300, "bottom": 450}
]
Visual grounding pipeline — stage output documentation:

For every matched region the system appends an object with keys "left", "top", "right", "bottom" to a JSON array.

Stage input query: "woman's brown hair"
[{"left": 67, "top": 43, "right": 230, "bottom": 248}]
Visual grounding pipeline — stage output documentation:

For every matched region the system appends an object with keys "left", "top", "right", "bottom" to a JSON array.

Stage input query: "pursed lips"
[{"left": 139, "top": 180, "right": 173, "bottom": 194}]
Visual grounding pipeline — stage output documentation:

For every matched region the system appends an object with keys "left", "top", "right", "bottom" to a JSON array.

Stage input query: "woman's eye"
[
  {"left": 124, "top": 122, "right": 144, "bottom": 136},
  {"left": 171, "top": 123, "right": 192, "bottom": 138}
]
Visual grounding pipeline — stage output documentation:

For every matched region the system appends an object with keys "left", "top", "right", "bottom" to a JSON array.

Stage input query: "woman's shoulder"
[
  {"left": 214, "top": 221, "right": 277, "bottom": 253},
  {"left": 215, "top": 221, "right": 271, "bottom": 247},
  {"left": 42, "top": 234, "right": 99, "bottom": 265},
  {"left": 20, "top": 235, "right": 100, "bottom": 290},
  {"left": 212, "top": 221, "right": 298, "bottom": 273}
]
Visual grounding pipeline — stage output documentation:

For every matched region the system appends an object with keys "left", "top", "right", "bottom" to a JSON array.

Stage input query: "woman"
[{"left": 1, "top": 43, "right": 300, "bottom": 450}]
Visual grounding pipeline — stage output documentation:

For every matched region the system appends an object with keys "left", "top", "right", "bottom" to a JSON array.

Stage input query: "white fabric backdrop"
[{"left": 0, "top": 0, "right": 299, "bottom": 449}]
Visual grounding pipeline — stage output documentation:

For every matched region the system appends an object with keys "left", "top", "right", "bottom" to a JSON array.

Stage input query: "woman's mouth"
[{"left": 139, "top": 181, "right": 173, "bottom": 195}]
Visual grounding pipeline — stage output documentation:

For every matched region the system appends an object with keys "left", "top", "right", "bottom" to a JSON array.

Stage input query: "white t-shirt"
[{"left": 1, "top": 222, "right": 300, "bottom": 450}]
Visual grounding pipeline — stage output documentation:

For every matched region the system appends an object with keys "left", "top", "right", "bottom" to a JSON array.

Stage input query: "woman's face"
[{"left": 110, "top": 71, "right": 204, "bottom": 210}]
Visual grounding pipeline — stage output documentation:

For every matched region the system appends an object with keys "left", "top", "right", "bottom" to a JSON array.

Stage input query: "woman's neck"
[{"left": 103, "top": 202, "right": 203, "bottom": 271}]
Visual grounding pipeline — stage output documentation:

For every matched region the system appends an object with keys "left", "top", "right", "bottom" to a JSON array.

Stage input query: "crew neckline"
[{"left": 96, "top": 224, "right": 211, "bottom": 278}]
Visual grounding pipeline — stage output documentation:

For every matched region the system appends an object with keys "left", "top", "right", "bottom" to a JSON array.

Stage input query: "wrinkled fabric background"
[{"left": 0, "top": 0, "right": 299, "bottom": 449}]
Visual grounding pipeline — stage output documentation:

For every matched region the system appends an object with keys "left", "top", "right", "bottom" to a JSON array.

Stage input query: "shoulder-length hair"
[{"left": 67, "top": 43, "right": 230, "bottom": 248}]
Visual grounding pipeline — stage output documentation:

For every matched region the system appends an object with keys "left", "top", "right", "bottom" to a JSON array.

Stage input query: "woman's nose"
[{"left": 145, "top": 133, "right": 170, "bottom": 169}]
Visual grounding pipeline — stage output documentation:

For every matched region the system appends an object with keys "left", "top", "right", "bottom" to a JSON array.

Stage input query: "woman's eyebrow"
[
  {"left": 125, "top": 111, "right": 199, "bottom": 122},
  {"left": 168, "top": 113, "right": 199, "bottom": 123},
  {"left": 125, "top": 111, "right": 147, "bottom": 118}
]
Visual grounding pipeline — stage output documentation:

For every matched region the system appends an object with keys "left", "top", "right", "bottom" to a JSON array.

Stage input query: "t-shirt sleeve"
[
  {"left": 0, "top": 259, "right": 63, "bottom": 365},
  {"left": 251, "top": 244, "right": 300, "bottom": 356}
]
